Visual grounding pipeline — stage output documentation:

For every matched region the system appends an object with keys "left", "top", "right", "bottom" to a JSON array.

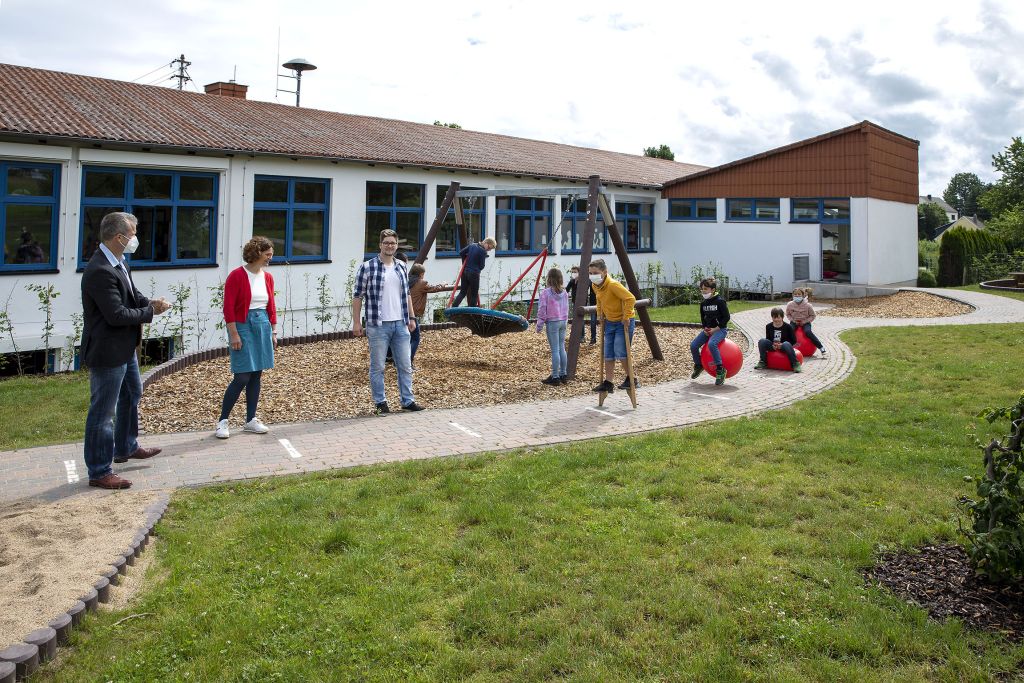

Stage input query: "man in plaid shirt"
[{"left": 352, "top": 229, "right": 424, "bottom": 414}]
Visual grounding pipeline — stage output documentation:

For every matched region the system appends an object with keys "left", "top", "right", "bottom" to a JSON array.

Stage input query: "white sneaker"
[
  {"left": 215, "top": 419, "right": 230, "bottom": 439},
  {"left": 243, "top": 417, "right": 269, "bottom": 434},
  {"left": 819, "top": 349, "right": 827, "bottom": 357}
]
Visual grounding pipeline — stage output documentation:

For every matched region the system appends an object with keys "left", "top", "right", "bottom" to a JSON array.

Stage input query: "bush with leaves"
[
  {"left": 959, "top": 392, "right": 1024, "bottom": 584},
  {"left": 916, "top": 268, "right": 937, "bottom": 287},
  {"left": 937, "top": 226, "right": 1005, "bottom": 285}
]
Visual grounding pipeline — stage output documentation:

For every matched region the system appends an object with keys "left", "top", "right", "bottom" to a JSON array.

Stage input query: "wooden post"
[
  {"left": 565, "top": 175, "right": 602, "bottom": 379},
  {"left": 415, "top": 181, "right": 460, "bottom": 264},
  {"left": 597, "top": 194, "right": 663, "bottom": 361}
]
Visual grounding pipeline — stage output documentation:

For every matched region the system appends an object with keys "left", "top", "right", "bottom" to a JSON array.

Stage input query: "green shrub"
[
  {"left": 959, "top": 392, "right": 1024, "bottom": 584},
  {"left": 916, "top": 268, "right": 937, "bottom": 288},
  {"left": 938, "top": 226, "right": 1006, "bottom": 286}
]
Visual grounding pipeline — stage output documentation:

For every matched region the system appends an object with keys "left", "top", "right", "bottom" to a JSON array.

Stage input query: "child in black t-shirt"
[
  {"left": 754, "top": 307, "right": 802, "bottom": 372},
  {"left": 689, "top": 277, "right": 731, "bottom": 385}
]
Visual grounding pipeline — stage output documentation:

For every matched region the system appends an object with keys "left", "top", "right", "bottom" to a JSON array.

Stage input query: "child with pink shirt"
[
  {"left": 785, "top": 287, "right": 826, "bottom": 356},
  {"left": 536, "top": 267, "right": 569, "bottom": 385}
]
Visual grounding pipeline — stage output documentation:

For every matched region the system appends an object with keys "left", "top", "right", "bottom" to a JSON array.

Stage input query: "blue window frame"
[
  {"left": 253, "top": 175, "right": 330, "bottom": 262},
  {"left": 495, "top": 196, "right": 551, "bottom": 254},
  {"left": 560, "top": 197, "right": 608, "bottom": 254},
  {"left": 790, "top": 197, "right": 850, "bottom": 223},
  {"left": 726, "top": 198, "right": 781, "bottom": 222},
  {"left": 615, "top": 202, "right": 655, "bottom": 251},
  {"left": 668, "top": 198, "right": 717, "bottom": 221},
  {"left": 365, "top": 181, "right": 424, "bottom": 256},
  {"left": 435, "top": 186, "right": 486, "bottom": 257},
  {"left": 1, "top": 161, "right": 61, "bottom": 273},
  {"left": 79, "top": 166, "right": 218, "bottom": 267}
]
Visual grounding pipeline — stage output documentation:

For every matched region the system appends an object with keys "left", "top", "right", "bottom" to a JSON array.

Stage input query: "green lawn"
[
  {"left": 38, "top": 325, "right": 1024, "bottom": 681},
  {"left": 952, "top": 283, "right": 1024, "bottom": 302},
  {"left": 649, "top": 299, "right": 773, "bottom": 323},
  {"left": 0, "top": 371, "right": 91, "bottom": 450}
]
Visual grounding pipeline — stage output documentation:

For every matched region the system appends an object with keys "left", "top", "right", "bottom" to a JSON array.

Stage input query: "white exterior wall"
[{"left": 861, "top": 198, "right": 918, "bottom": 285}]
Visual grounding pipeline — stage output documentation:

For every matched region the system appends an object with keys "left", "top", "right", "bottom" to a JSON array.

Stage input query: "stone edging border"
[{"left": 0, "top": 493, "right": 171, "bottom": 681}]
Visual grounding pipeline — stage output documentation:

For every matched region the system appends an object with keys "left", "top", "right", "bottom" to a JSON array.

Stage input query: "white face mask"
[
  {"left": 591, "top": 273, "right": 604, "bottom": 285},
  {"left": 121, "top": 234, "right": 139, "bottom": 254},
  {"left": 570, "top": 272, "right": 578, "bottom": 279},
  {"left": 793, "top": 296, "right": 804, "bottom": 303},
  {"left": 701, "top": 291, "right": 713, "bottom": 300}
]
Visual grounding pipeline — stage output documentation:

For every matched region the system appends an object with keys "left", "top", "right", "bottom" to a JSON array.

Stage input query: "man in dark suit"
[{"left": 81, "top": 212, "right": 170, "bottom": 489}]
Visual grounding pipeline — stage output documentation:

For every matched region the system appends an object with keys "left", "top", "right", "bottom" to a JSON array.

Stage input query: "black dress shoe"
[
  {"left": 617, "top": 377, "right": 639, "bottom": 390},
  {"left": 401, "top": 401, "right": 425, "bottom": 412},
  {"left": 541, "top": 375, "right": 559, "bottom": 385},
  {"left": 374, "top": 402, "right": 390, "bottom": 415}
]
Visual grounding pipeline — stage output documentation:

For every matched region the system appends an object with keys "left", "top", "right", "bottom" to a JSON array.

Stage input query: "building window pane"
[
  {"left": 792, "top": 199, "right": 819, "bottom": 221},
  {"left": 823, "top": 199, "right": 850, "bottom": 221},
  {"left": 364, "top": 182, "right": 423, "bottom": 255},
  {"left": 669, "top": 201, "right": 693, "bottom": 219},
  {"left": 5, "top": 205, "right": 51, "bottom": 263},
  {"left": 80, "top": 206, "right": 122, "bottom": 261},
  {"left": 133, "top": 205, "right": 173, "bottom": 262},
  {"left": 495, "top": 195, "right": 552, "bottom": 253},
  {"left": 254, "top": 210, "right": 287, "bottom": 253},
  {"left": 755, "top": 200, "right": 780, "bottom": 221},
  {"left": 696, "top": 200, "right": 717, "bottom": 219},
  {"left": 728, "top": 199, "right": 752, "bottom": 220},
  {"left": 180, "top": 175, "right": 215, "bottom": 201},
  {"left": 560, "top": 196, "right": 608, "bottom": 253},
  {"left": 85, "top": 171, "right": 125, "bottom": 198},
  {"left": 435, "top": 186, "right": 485, "bottom": 256},
  {"left": 365, "top": 211, "right": 392, "bottom": 252},
  {"left": 176, "top": 207, "right": 212, "bottom": 260},
  {"left": 134, "top": 173, "right": 172, "bottom": 200},
  {"left": 294, "top": 181, "right": 326, "bottom": 204},
  {"left": 394, "top": 212, "right": 421, "bottom": 252},
  {"left": 366, "top": 182, "right": 392, "bottom": 207},
  {"left": 292, "top": 210, "right": 325, "bottom": 256},
  {"left": 395, "top": 183, "right": 423, "bottom": 208},
  {"left": 614, "top": 201, "right": 655, "bottom": 251},
  {"left": 255, "top": 178, "right": 288, "bottom": 203},
  {"left": 7, "top": 167, "right": 54, "bottom": 197},
  {"left": 254, "top": 176, "right": 330, "bottom": 261}
]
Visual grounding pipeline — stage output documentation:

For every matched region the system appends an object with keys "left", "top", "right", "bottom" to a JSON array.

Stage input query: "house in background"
[
  {"left": 933, "top": 215, "right": 985, "bottom": 242},
  {"left": 0, "top": 62, "right": 919, "bottom": 364},
  {"left": 919, "top": 194, "right": 958, "bottom": 223}
]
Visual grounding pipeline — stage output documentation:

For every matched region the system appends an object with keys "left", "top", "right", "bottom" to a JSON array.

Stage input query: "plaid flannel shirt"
[{"left": 353, "top": 256, "right": 411, "bottom": 326}]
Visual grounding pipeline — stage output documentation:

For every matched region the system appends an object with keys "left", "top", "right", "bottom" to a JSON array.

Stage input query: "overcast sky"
[{"left": 1, "top": 0, "right": 1021, "bottom": 195}]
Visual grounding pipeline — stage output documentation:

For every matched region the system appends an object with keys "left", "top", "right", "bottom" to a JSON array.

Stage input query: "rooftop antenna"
[
  {"left": 279, "top": 57, "right": 317, "bottom": 107},
  {"left": 170, "top": 54, "right": 192, "bottom": 90}
]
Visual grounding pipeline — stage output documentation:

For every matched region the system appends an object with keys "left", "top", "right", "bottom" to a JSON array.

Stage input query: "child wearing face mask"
[
  {"left": 589, "top": 259, "right": 637, "bottom": 393},
  {"left": 786, "top": 287, "right": 826, "bottom": 357},
  {"left": 689, "top": 276, "right": 731, "bottom": 385},
  {"left": 565, "top": 265, "right": 597, "bottom": 344}
]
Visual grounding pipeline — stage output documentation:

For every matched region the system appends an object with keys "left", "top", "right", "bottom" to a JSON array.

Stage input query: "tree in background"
[
  {"left": 943, "top": 172, "right": 989, "bottom": 219},
  {"left": 918, "top": 202, "right": 948, "bottom": 240},
  {"left": 643, "top": 144, "right": 675, "bottom": 161},
  {"left": 980, "top": 137, "right": 1024, "bottom": 246},
  {"left": 433, "top": 121, "right": 462, "bottom": 129}
]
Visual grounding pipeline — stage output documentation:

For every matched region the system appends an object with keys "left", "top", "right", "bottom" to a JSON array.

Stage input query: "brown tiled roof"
[{"left": 0, "top": 63, "right": 706, "bottom": 188}]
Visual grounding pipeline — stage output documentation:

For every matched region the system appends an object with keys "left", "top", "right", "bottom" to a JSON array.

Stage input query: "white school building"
[{"left": 0, "top": 62, "right": 919, "bottom": 367}]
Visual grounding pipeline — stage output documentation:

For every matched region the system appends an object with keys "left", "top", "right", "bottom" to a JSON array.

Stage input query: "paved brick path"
[{"left": 3, "top": 288, "right": 1022, "bottom": 505}]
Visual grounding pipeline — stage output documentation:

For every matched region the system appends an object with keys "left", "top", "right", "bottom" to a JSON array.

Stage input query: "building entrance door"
[{"left": 821, "top": 223, "right": 850, "bottom": 281}]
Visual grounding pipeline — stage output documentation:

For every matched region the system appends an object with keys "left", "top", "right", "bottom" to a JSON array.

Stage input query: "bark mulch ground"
[
  {"left": 140, "top": 326, "right": 729, "bottom": 435},
  {"left": 864, "top": 543, "right": 1024, "bottom": 642},
  {"left": 818, "top": 291, "right": 974, "bottom": 318}
]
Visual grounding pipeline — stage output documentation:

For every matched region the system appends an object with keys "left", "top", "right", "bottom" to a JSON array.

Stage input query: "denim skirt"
[{"left": 230, "top": 308, "right": 275, "bottom": 374}]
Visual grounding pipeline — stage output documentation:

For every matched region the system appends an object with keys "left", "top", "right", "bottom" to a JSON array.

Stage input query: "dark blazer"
[{"left": 80, "top": 248, "right": 154, "bottom": 368}]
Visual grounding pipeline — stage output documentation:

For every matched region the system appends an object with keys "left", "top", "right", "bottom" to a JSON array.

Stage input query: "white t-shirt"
[
  {"left": 379, "top": 263, "right": 404, "bottom": 322},
  {"left": 247, "top": 269, "right": 269, "bottom": 310}
]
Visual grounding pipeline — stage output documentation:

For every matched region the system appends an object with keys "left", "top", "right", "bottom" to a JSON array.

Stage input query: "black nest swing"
[{"left": 444, "top": 306, "right": 528, "bottom": 337}]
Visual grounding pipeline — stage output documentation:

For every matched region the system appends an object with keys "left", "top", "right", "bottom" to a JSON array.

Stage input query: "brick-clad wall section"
[{"left": 662, "top": 121, "right": 918, "bottom": 203}]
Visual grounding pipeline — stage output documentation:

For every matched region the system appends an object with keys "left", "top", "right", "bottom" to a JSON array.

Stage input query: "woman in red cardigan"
[{"left": 216, "top": 236, "right": 277, "bottom": 438}]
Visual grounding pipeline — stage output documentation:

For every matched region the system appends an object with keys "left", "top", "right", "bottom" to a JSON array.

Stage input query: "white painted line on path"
[
  {"left": 586, "top": 407, "right": 624, "bottom": 419},
  {"left": 278, "top": 438, "right": 302, "bottom": 459},
  {"left": 449, "top": 421, "right": 482, "bottom": 438},
  {"left": 687, "top": 391, "right": 733, "bottom": 401},
  {"left": 63, "top": 460, "right": 79, "bottom": 484}
]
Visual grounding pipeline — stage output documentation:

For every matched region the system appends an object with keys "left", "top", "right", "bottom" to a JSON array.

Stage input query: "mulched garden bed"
[
  {"left": 864, "top": 543, "right": 1024, "bottom": 641},
  {"left": 818, "top": 291, "right": 973, "bottom": 318}
]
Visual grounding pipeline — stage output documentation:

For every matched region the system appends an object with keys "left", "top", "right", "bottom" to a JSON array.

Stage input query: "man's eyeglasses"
[{"left": 382, "top": 241, "right": 399, "bottom": 246}]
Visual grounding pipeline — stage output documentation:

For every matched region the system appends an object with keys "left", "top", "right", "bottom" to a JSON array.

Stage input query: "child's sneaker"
[
  {"left": 215, "top": 419, "right": 230, "bottom": 439},
  {"left": 714, "top": 366, "right": 727, "bottom": 385},
  {"left": 592, "top": 379, "right": 614, "bottom": 393},
  {"left": 617, "top": 377, "right": 639, "bottom": 390},
  {"left": 690, "top": 366, "right": 703, "bottom": 379},
  {"left": 374, "top": 402, "right": 390, "bottom": 415},
  {"left": 792, "top": 364, "right": 803, "bottom": 373},
  {"left": 819, "top": 348, "right": 827, "bottom": 357},
  {"left": 243, "top": 417, "right": 269, "bottom": 434},
  {"left": 754, "top": 360, "right": 768, "bottom": 370}
]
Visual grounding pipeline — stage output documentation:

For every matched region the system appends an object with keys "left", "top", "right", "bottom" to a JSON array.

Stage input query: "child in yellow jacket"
[{"left": 589, "top": 258, "right": 637, "bottom": 393}]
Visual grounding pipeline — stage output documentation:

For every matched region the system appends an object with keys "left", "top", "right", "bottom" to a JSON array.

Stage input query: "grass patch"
[
  {"left": 952, "top": 283, "right": 1024, "bottom": 302},
  {"left": 38, "top": 325, "right": 1024, "bottom": 681},
  {"left": 649, "top": 299, "right": 772, "bottom": 323},
  {"left": 0, "top": 371, "right": 91, "bottom": 450}
]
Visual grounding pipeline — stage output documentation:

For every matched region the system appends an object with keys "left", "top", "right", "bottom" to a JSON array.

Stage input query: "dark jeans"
[
  {"left": 796, "top": 322, "right": 823, "bottom": 350},
  {"left": 410, "top": 319, "right": 421, "bottom": 360},
  {"left": 573, "top": 312, "right": 597, "bottom": 343},
  {"left": 83, "top": 353, "right": 142, "bottom": 480},
  {"left": 758, "top": 339, "right": 798, "bottom": 366},
  {"left": 220, "top": 370, "right": 263, "bottom": 422},
  {"left": 452, "top": 271, "right": 481, "bottom": 307}
]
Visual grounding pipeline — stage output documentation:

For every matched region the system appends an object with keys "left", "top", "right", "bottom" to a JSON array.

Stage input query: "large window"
[
  {"left": 668, "top": 198, "right": 717, "bottom": 221},
  {"left": 616, "top": 202, "right": 654, "bottom": 251},
  {"left": 790, "top": 198, "right": 850, "bottom": 223},
  {"left": 253, "top": 175, "right": 330, "bottom": 261},
  {"left": 495, "top": 196, "right": 551, "bottom": 254},
  {"left": 365, "top": 182, "right": 424, "bottom": 255},
  {"left": 1, "top": 162, "right": 60, "bottom": 272},
  {"left": 726, "top": 198, "right": 781, "bottom": 222},
  {"left": 435, "top": 186, "right": 485, "bottom": 257},
  {"left": 560, "top": 197, "right": 608, "bottom": 254},
  {"left": 79, "top": 167, "right": 218, "bottom": 266}
]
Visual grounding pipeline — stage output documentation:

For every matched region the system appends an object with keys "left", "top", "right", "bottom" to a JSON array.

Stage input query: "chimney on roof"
[
  {"left": 927, "top": 194, "right": 932, "bottom": 201},
  {"left": 204, "top": 81, "right": 248, "bottom": 99}
]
